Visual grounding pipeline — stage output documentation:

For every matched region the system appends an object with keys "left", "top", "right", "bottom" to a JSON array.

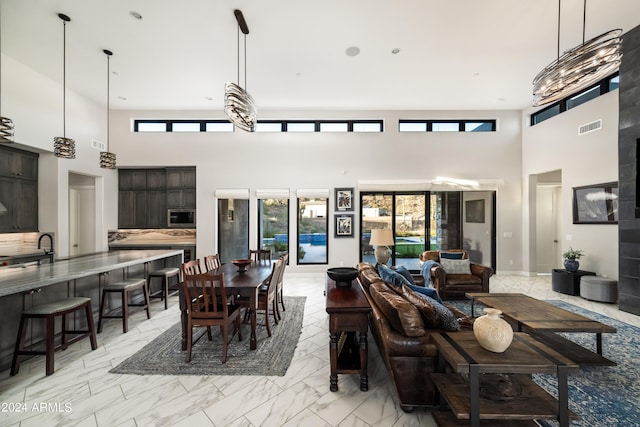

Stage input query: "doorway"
[
  {"left": 69, "top": 172, "right": 96, "bottom": 257},
  {"left": 534, "top": 170, "right": 562, "bottom": 274}
]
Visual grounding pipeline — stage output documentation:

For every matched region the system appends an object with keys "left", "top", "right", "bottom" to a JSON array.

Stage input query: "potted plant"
[{"left": 562, "top": 247, "right": 584, "bottom": 272}]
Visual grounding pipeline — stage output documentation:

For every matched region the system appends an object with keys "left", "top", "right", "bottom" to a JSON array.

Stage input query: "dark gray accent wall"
[{"left": 618, "top": 24, "right": 640, "bottom": 315}]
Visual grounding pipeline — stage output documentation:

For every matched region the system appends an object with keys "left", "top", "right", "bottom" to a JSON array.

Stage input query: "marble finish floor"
[{"left": 1, "top": 273, "right": 637, "bottom": 426}]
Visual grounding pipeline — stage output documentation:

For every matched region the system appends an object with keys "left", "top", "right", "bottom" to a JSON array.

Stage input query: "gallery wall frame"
[
  {"left": 572, "top": 181, "right": 619, "bottom": 224},
  {"left": 335, "top": 214, "right": 354, "bottom": 238},
  {"left": 465, "top": 199, "right": 485, "bottom": 223},
  {"left": 335, "top": 188, "right": 354, "bottom": 211}
]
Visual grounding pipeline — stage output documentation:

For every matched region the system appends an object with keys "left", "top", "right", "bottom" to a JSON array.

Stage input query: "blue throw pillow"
[
  {"left": 415, "top": 293, "right": 460, "bottom": 331},
  {"left": 378, "top": 264, "right": 411, "bottom": 288},
  {"left": 395, "top": 266, "right": 416, "bottom": 286},
  {"left": 407, "top": 283, "right": 443, "bottom": 304},
  {"left": 440, "top": 251, "right": 465, "bottom": 260}
]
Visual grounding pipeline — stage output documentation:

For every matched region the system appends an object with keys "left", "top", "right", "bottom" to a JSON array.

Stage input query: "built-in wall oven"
[{"left": 168, "top": 209, "right": 196, "bottom": 228}]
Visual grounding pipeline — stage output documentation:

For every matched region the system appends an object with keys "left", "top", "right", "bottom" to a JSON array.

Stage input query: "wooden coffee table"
[
  {"left": 466, "top": 293, "right": 617, "bottom": 366},
  {"left": 431, "top": 332, "right": 578, "bottom": 427}
]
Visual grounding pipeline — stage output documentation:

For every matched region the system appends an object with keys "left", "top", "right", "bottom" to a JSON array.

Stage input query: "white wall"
[
  {"left": 522, "top": 92, "right": 619, "bottom": 278},
  {"left": 3, "top": 54, "right": 119, "bottom": 257},
  {"left": 110, "top": 109, "right": 523, "bottom": 273}
]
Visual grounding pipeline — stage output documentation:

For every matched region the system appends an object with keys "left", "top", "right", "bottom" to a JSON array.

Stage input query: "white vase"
[{"left": 473, "top": 308, "right": 513, "bottom": 353}]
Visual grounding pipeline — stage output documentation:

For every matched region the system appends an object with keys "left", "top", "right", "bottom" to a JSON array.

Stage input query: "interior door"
[{"left": 536, "top": 186, "right": 561, "bottom": 273}]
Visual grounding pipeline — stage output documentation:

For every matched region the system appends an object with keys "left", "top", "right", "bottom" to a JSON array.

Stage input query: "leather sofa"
[
  {"left": 419, "top": 250, "right": 493, "bottom": 300},
  {"left": 357, "top": 262, "right": 472, "bottom": 412}
]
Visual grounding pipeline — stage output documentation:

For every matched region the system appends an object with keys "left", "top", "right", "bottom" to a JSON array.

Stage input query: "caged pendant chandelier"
[
  {"left": 0, "top": 5, "right": 14, "bottom": 143},
  {"left": 99, "top": 49, "right": 116, "bottom": 169},
  {"left": 532, "top": 0, "right": 622, "bottom": 107},
  {"left": 224, "top": 9, "right": 257, "bottom": 132},
  {"left": 53, "top": 13, "right": 75, "bottom": 159}
]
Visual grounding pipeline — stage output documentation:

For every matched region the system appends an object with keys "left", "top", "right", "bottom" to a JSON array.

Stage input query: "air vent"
[
  {"left": 91, "top": 139, "right": 105, "bottom": 151},
  {"left": 578, "top": 119, "right": 602, "bottom": 135}
]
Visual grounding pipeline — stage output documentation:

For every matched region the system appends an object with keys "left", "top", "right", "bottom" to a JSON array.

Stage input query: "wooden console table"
[{"left": 325, "top": 275, "right": 371, "bottom": 392}]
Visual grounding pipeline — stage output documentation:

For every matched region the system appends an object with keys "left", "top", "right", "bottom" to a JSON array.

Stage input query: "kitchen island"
[{"left": 0, "top": 249, "right": 183, "bottom": 371}]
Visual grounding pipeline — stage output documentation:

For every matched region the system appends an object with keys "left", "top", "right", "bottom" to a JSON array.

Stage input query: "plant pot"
[
  {"left": 564, "top": 258, "right": 579, "bottom": 272},
  {"left": 473, "top": 308, "right": 513, "bottom": 353}
]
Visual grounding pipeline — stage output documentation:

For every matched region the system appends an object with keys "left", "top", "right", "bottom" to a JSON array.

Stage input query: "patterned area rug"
[
  {"left": 110, "top": 296, "right": 305, "bottom": 376},
  {"left": 449, "top": 299, "right": 640, "bottom": 427}
]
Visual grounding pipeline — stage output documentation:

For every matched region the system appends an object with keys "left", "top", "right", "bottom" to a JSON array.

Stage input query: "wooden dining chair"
[
  {"left": 182, "top": 273, "right": 243, "bottom": 363},
  {"left": 237, "top": 258, "right": 282, "bottom": 337},
  {"left": 249, "top": 249, "right": 271, "bottom": 265},
  {"left": 181, "top": 259, "right": 201, "bottom": 281},
  {"left": 275, "top": 253, "right": 289, "bottom": 320},
  {"left": 203, "top": 254, "right": 222, "bottom": 272}
]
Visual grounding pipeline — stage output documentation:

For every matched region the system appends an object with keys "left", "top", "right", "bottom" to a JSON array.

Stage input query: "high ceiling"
[{"left": 2, "top": 0, "right": 639, "bottom": 112}]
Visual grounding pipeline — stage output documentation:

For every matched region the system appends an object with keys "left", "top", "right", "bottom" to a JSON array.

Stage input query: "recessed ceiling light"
[
  {"left": 111, "top": 71, "right": 119, "bottom": 76},
  {"left": 205, "top": 96, "right": 213, "bottom": 101},
  {"left": 117, "top": 96, "right": 127, "bottom": 101},
  {"left": 345, "top": 46, "right": 360, "bottom": 57},
  {"left": 391, "top": 48, "right": 400, "bottom": 54},
  {"left": 129, "top": 11, "right": 143, "bottom": 20}
]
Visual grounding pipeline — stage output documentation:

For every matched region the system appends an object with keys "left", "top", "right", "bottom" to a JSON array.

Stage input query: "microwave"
[{"left": 168, "top": 209, "right": 196, "bottom": 228}]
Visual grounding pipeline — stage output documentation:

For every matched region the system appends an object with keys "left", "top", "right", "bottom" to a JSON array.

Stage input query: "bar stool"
[
  {"left": 98, "top": 278, "right": 150, "bottom": 333},
  {"left": 147, "top": 267, "right": 180, "bottom": 309},
  {"left": 11, "top": 297, "right": 98, "bottom": 376}
]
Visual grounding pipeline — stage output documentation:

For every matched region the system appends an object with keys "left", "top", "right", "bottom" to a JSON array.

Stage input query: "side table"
[
  {"left": 325, "top": 275, "right": 371, "bottom": 392},
  {"left": 431, "top": 332, "right": 578, "bottom": 427},
  {"left": 551, "top": 269, "right": 595, "bottom": 295}
]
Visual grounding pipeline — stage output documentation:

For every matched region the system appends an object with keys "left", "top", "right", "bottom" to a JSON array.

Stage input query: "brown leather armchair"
[{"left": 418, "top": 250, "right": 493, "bottom": 300}]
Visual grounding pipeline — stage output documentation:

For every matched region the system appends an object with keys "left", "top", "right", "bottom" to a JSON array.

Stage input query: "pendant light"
[
  {"left": 99, "top": 49, "right": 116, "bottom": 169},
  {"left": 0, "top": 5, "right": 15, "bottom": 143},
  {"left": 532, "top": 0, "right": 622, "bottom": 107},
  {"left": 53, "top": 13, "right": 75, "bottom": 159},
  {"left": 224, "top": 9, "right": 257, "bottom": 132}
]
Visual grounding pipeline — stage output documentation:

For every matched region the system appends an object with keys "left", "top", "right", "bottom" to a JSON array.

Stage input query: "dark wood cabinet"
[
  {"left": 118, "top": 191, "right": 147, "bottom": 228},
  {"left": 118, "top": 167, "right": 195, "bottom": 228},
  {"left": 146, "top": 190, "right": 167, "bottom": 228},
  {"left": 146, "top": 169, "right": 166, "bottom": 190},
  {"left": 0, "top": 146, "right": 38, "bottom": 233},
  {"left": 166, "top": 188, "right": 196, "bottom": 209},
  {"left": 166, "top": 167, "right": 196, "bottom": 189},
  {"left": 119, "top": 170, "right": 147, "bottom": 191}
]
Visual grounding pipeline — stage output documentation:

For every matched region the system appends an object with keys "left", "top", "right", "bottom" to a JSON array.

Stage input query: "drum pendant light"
[
  {"left": 53, "top": 13, "right": 75, "bottom": 159},
  {"left": 0, "top": 6, "right": 15, "bottom": 143},
  {"left": 224, "top": 9, "right": 257, "bottom": 132},
  {"left": 99, "top": 49, "right": 116, "bottom": 169}
]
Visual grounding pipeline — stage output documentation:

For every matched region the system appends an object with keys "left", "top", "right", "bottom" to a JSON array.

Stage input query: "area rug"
[
  {"left": 110, "top": 296, "right": 305, "bottom": 376},
  {"left": 449, "top": 299, "right": 640, "bottom": 427}
]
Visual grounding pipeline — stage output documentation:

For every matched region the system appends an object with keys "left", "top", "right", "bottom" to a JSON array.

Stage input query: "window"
[
  {"left": 217, "top": 198, "right": 249, "bottom": 263},
  {"left": 398, "top": 119, "right": 496, "bottom": 132},
  {"left": 171, "top": 122, "right": 201, "bottom": 132},
  {"left": 531, "top": 72, "right": 619, "bottom": 126},
  {"left": 297, "top": 197, "right": 328, "bottom": 264},
  {"left": 360, "top": 192, "right": 428, "bottom": 271},
  {"left": 258, "top": 198, "right": 289, "bottom": 259},
  {"left": 134, "top": 119, "right": 383, "bottom": 133}
]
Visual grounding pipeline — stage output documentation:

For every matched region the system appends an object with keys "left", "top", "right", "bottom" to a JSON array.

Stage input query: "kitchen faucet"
[{"left": 38, "top": 233, "right": 55, "bottom": 264}]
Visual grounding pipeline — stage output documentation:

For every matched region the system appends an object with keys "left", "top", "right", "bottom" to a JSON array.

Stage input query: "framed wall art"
[
  {"left": 335, "top": 214, "right": 354, "bottom": 238},
  {"left": 465, "top": 199, "right": 485, "bottom": 223},
  {"left": 335, "top": 187, "right": 354, "bottom": 211},
  {"left": 573, "top": 182, "right": 618, "bottom": 224}
]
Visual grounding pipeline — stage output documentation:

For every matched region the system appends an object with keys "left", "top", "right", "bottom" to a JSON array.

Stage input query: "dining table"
[{"left": 179, "top": 261, "right": 274, "bottom": 351}]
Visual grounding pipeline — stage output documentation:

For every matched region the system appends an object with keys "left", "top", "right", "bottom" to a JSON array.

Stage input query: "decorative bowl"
[
  {"left": 232, "top": 259, "right": 252, "bottom": 272},
  {"left": 327, "top": 267, "right": 358, "bottom": 287}
]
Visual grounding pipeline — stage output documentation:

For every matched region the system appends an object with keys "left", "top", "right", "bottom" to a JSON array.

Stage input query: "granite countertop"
[
  {"left": 0, "top": 249, "right": 183, "bottom": 298},
  {"left": 108, "top": 240, "right": 195, "bottom": 247}
]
